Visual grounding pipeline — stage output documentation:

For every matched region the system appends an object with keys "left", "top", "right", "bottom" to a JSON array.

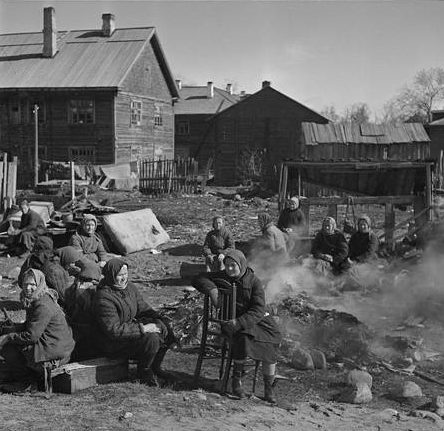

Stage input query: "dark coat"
[
  {"left": 19, "top": 209, "right": 46, "bottom": 233},
  {"left": 203, "top": 227, "right": 235, "bottom": 257},
  {"left": 349, "top": 231, "right": 379, "bottom": 262},
  {"left": 311, "top": 230, "right": 349, "bottom": 270},
  {"left": 192, "top": 268, "right": 281, "bottom": 344},
  {"left": 93, "top": 281, "right": 163, "bottom": 354},
  {"left": 8, "top": 292, "right": 75, "bottom": 363},
  {"left": 277, "top": 208, "right": 306, "bottom": 231},
  {"left": 69, "top": 231, "right": 107, "bottom": 263}
]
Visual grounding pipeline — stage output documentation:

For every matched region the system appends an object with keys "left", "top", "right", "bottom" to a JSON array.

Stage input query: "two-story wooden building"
[{"left": 0, "top": 8, "right": 178, "bottom": 185}]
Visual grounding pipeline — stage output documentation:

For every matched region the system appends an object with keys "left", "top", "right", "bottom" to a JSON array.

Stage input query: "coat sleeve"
[
  {"left": 311, "top": 232, "right": 322, "bottom": 257},
  {"left": 333, "top": 233, "right": 349, "bottom": 264},
  {"left": 235, "top": 277, "right": 266, "bottom": 331},
  {"left": 202, "top": 232, "right": 212, "bottom": 257},
  {"left": 94, "top": 293, "right": 144, "bottom": 340},
  {"left": 8, "top": 302, "right": 52, "bottom": 345},
  {"left": 69, "top": 233, "right": 83, "bottom": 251},
  {"left": 95, "top": 237, "right": 107, "bottom": 261},
  {"left": 21, "top": 211, "right": 42, "bottom": 232},
  {"left": 222, "top": 231, "right": 235, "bottom": 252}
]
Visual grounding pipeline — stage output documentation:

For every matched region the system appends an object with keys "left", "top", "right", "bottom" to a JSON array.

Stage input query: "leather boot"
[
  {"left": 151, "top": 347, "right": 168, "bottom": 377},
  {"left": 232, "top": 363, "right": 246, "bottom": 399},
  {"left": 263, "top": 375, "right": 277, "bottom": 403}
]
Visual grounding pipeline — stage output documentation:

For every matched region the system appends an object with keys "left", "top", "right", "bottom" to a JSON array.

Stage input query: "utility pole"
[{"left": 33, "top": 104, "right": 39, "bottom": 187}]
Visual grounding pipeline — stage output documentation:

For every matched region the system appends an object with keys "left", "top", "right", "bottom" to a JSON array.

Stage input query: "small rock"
[
  {"left": 346, "top": 369, "right": 373, "bottom": 389},
  {"left": 196, "top": 393, "right": 207, "bottom": 401},
  {"left": 234, "top": 194, "right": 242, "bottom": 201},
  {"left": 183, "top": 286, "right": 196, "bottom": 293},
  {"left": 395, "top": 381, "right": 423, "bottom": 398},
  {"left": 310, "top": 349, "right": 327, "bottom": 370},
  {"left": 377, "top": 408, "right": 400, "bottom": 423},
  {"left": 290, "top": 346, "right": 314, "bottom": 370},
  {"left": 410, "top": 410, "right": 442, "bottom": 423},
  {"left": 431, "top": 395, "right": 444, "bottom": 411},
  {"left": 119, "top": 412, "right": 133, "bottom": 420},
  {"left": 339, "top": 382, "right": 372, "bottom": 404}
]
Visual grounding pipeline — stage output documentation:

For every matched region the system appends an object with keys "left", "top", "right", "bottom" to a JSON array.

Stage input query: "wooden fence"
[
  {"left": 0, "top": 153, "right": 18, "bottom": 212},
  {"left": 138, "top": 157, "right": 200, "bottom": 195}
]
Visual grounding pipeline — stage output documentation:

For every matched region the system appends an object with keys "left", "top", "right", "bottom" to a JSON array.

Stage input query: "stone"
[
  {"left": 290, "top": 347, "right": 314, "bottom": 370},
  {"left": 310, "top": 349, "right": 327, "bottom": 370},
  {"left": 339, "top": 382, "right": 372, "bottom": 404},
  {"left": 393, "top": 381, "right": 423, "bottom": 398},
  {"left": 410, "top": 410, "right": 442, "bottom": 423},
  {"left": 376, "top": 408, "right": 400, "bottom": 423},
  {"left": 346, "top": 369, "right": 373, "bottom": 389}
]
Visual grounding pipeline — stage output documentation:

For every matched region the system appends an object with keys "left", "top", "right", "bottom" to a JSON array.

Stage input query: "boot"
[
  {"left": 137, "top": 365, "right": 159, "bottom": 387},
  {"left": 232, "top": 363, "right": 246, "bottom": 399},
  {"left": 151, "top": 347, "right": 168, "bottom": 377},
  {"left": 263, "top": 375, "right": 277, "bottom": 403}
]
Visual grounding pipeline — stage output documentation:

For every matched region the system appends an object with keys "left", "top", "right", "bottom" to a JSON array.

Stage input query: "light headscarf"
[{"left": 20, "top": 268, "right": 54, "bottom": 308}]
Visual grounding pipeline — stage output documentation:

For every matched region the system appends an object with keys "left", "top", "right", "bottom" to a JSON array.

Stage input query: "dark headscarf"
[
  {"left": 55, "top": 246, "right": 83, "bottom": 267},
  {"left": 32, "top": 236, "right": 54, "bottom": 264},
  {"left": 100, "top": 258, "right": 128, "bottom": 289},
  {"left": 223, "top": 249, "right": 247, "bottom": 279}
]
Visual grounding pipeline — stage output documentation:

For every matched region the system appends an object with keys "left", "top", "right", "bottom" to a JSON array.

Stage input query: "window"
[
  {"left": 68, "top": 146, "right": 96, "bottom": 163},
  {"left": 154, "top": 105, "right": 163, "bottom": 126},
  {"left": 68, "top": 99, "right": 94, "bottom": 124},
  {"left": 28, "top": 100, "right": 46, "bottom": 124},
  {"left": 176, "top": 120, "right": 190, "bottom": 135},
  {"left": 130, "top": 100, "right": 142, "bottom": 126},
  {"left": 9, "top": 99, "right": 21, "bottom": 124}
]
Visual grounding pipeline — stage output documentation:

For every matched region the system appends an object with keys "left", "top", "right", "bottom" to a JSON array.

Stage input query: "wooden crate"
[{"left": 51, "top": 357, "right": 129, "bottom": 394}]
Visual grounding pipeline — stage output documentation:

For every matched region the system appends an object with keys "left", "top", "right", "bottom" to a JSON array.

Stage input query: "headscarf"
[
  {"left": 31, "top": 236, "right": 54, "bottom": 264},
  {"left": 101, "top": 258, "right": 128, "bottom": 289},
  {"left": 289, "top": 196, "right": 300, "bottom": 209},
  {"left": 357, "top": 214, "right": 371, "bottom": 229},
  {"left": 55, "top": 246, "right": 83, "bottom": 268},
  {"left": 322, "top": 216, "right": 337, "bottom": 230},
  {"left": 81, "top": 214, "right": 98, "bottom": 236},
  {"left": 223, "top": 249, "right": 247, "bottom": 279},
  {"left": 258, "top": 213, "right": 273, "bottom": 231},
  {"left": 20, "top": 268, "right": 55, "bottom": 308}
]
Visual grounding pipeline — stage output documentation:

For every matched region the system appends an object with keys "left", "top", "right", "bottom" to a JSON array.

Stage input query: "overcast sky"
[{"left": 1, "top": 0, "right": 443, "bottom": 117}]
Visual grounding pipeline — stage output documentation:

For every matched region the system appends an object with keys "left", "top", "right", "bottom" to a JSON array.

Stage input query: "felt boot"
[
  {"left": 151, "top": 347, "right": 168, "bottom": 377},
  {"left": 263, "top": 375, "right": 277, "bottom": 403},
  {"left": 232, "top": 363, "right": 246, "bottom": 399}
]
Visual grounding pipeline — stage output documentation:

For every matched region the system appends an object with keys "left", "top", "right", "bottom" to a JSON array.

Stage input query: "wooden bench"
[{"left": 47, "top": 357, "right": 129, "bottom": 394}]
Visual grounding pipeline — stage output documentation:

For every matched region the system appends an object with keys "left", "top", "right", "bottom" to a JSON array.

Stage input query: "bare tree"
[
  {"left": 320, "top": 105, "right": 341, "bottom": 122},
  {"left": 389, "top": 67, "right": 444, "bottom": 123},
  {"left": 321, "top": 103, "right": 371, "bottom": 124}
]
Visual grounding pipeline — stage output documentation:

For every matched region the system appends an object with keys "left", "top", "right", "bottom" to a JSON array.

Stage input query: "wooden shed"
[{"left": 301, "top": 122, "right": 430, "bottom": 161}]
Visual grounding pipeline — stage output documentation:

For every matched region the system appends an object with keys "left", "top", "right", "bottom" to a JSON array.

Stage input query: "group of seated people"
[{"left": 0, "top": 207, "right": 174, "bottom": 392}]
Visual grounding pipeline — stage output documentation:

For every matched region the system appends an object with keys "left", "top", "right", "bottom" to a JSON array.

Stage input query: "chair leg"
[
  {"left": 221, "top": 346, "right": 232, "bottom": 393},
  {"left": 194, "top": 297, "right": 209, "bottom": 383}
]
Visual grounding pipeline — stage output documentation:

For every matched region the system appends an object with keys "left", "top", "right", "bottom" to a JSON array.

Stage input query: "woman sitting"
[
  {"left": 192, "top": 250, "right": 281, "bottom": 403},
  {"left": 0, "top": 269, "right": 75, "bottom": 391},
  {"left": 311, "top": 217, "right": 349, "bottom": 275},
  {"left": 203, "top": 216, "right": 235, "bottom": 272},
  {"left": 348, "top": 215, "right": 379, "bottom": 263},
  {"left": 93, "top": 259, "right": 174, "bottom": 386},
  {"left": 69, "top": 214, "right": 107, "bottom": 267},
  {"left": 257, "top": 212, "right": 287, "bottom": 258}
]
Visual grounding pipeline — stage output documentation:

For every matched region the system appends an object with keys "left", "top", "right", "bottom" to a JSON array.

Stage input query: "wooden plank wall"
[{"left": 0, "top": 153, "right": 18, "bottom": 211}]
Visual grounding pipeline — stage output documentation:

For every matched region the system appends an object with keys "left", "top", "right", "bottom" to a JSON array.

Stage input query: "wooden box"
[{"left": 51, "top": 357, "right": 129, "bottom": 394}]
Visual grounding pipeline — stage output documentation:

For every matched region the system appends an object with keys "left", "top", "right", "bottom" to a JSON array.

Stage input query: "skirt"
[{"left": 231, "top": 333, "right": 279, "bottom": 363}]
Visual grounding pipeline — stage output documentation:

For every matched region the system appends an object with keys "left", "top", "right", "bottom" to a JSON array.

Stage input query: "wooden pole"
[
  {"left": 33, "top": 104, "right": 39, "bottom": 187},
  {"left": 70, "top": 161, "right": 75, "bottom": 202}
]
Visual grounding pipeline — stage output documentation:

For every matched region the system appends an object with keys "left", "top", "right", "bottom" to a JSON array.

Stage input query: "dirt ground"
[{"left": 0, "top": 189, "right": 444, "bottom": 431}]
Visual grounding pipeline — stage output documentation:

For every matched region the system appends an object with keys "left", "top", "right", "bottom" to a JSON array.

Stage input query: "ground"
[{"left": 0, "top": 189, "right": 443, "bottom": 430}]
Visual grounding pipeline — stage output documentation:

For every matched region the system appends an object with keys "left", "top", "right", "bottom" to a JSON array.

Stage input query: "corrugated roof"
[
  {"left": 302, "top": 122, "right": 430, "bottom": 145},
  {"left": 174, "top": 86, "right": 241, "bottom": 115},
  {"left": 0, "top": 27, "right": 178, "bottom": 95}
]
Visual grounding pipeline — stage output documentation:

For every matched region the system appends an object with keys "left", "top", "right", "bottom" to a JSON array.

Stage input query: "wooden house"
[
  {"left": 173, "top": 81, "right": 240, "bottom": 163},
  {"left": 427, "top": 110, "right": 444, "bottom": 161},
  {"left": 0, "top": 8, "right": 178, "bottom": 185},
  {"left": 205, "top": 82, "right": 329, "bottom": 186},
  {"left": 301, "top": 122, "right": 431, "bottom": 161}
]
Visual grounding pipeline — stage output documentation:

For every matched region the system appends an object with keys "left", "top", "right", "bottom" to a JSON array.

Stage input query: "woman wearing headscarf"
[
  {"left": 348, "top": 215, "right": 379, "bottom": 263},
  {"left": 92, "top": 259, "right": 174, "bottom": 386},
  {"left": 192, "top": 250, "right": 281, "bottom": 403},
  {"left": 203, "top": 216, "right": 235, "bottom": 272},
  {"left": 311, "top": 217, "right": 349, "bottom": 275},
  {"left": 257, "top": 212, "right": 287, "bottom": 258},
  {"left": 69, "top": 214, "right": 107, "bottom": 266},
  {"left": 19, "top": 236, "right": 72, "bottom": 307},
  {"left": 0, "top": 269, "right": 74, "bottom": 389},
  {"left": 277, "top": 197, "right": 306, "bottom": 233}
]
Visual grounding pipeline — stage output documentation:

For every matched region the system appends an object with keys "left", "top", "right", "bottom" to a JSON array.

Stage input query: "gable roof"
[
  {"left": 302, "top": 122, "right": 430, "bottom": 145},
  {"left": 0, "top": 27, "right": 178, "bottom": 97},
  {"left": 174, "top": 86, "right": 241, "bottom": 115},
  {"left": 210, "top": 85, "right": 329, "bottom": 122}
]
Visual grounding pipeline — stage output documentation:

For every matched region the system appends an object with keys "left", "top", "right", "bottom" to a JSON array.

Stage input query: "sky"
[{"left": 1, "top": 0, "right": 444, "bottom": 117}]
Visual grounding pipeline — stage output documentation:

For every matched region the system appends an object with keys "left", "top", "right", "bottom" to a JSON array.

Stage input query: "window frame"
[
  {"left": 68, "top": 99, "right": 95, "bottom": 125},
  {"left": 130, "top": 100, "right": 143, "bottom": 126},
  {"left": 68, "top": 146, "right": 97, "bottom": 163},
  {"left": 154, "top": 104, "right": 163, "bottom": 127},
  {"left": 176, "top": 120, "right": 190, "bottom": 136}
]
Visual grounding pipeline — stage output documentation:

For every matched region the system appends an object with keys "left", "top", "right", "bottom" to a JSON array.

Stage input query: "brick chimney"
[
  {"left": 226, "top": 83, "right": 233, "bottom": 95},
  {"left": 262, "top": 80, "right": 271, "bottom": 89},
  {"left": 102, "top": 13, "right": 116, "bottom": 37},
  {"left": 207, "top": 81, "right": 214, "bottom": 99},
  {"left": 175, "top": 79, "right": 182, "bottom": 90},
  {"left": 43, "top": 7, "right": 57, "bottom": 58}
]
